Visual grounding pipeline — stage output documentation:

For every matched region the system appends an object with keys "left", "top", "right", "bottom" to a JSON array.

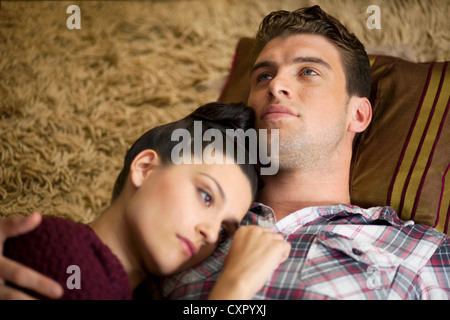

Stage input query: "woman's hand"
[
  {"left": 0, "top": 212, "right": 63, "bottom": 300},
  {"left": 208, "top": 225, "right": 290, "bottom": 300}
]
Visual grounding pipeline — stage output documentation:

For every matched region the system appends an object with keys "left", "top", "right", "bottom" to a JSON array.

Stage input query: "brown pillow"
[{"left": 219, "top": 37, "right": 450, "bottom": 236}]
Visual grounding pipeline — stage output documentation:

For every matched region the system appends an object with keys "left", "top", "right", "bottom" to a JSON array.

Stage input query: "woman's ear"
[
  {"left": 347, "top": 96, "right": 372, "bottom": 133},
  {"left": 129, "top": 150, "right": 161, "bottom": 188}
]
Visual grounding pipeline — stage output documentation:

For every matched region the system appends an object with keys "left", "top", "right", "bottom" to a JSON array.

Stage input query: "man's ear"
[
  {"left": 129, "top": 149, "right": 161, "bottom": 188},
  {"left": 347, "top": 96, "right": 372, "bottom": 133}
]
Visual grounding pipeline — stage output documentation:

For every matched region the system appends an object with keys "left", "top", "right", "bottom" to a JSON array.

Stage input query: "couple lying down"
[{"left": 2, "top": 5, "right": 449, "bottom": 300}]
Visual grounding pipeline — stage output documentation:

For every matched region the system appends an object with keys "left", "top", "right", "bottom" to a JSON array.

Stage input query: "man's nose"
[{"left": 268, "top": 74, "right": 292, "bottom": 99}]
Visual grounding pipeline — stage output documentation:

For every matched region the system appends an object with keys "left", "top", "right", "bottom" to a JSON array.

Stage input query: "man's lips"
[
  {"left": 261, "top": 105, "right": 299, "bottom": 120},
  {"left": 177, "top": 235, "right": 198, "bottom": 259}
]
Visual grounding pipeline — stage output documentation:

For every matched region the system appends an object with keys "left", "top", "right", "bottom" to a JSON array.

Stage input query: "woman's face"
[{"left": 125, "top": 154, "right": 253, "bottom": 276}]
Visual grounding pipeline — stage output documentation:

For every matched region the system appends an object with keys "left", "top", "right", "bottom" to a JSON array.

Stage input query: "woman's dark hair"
[{"left": 111, "top": 102, "right": 260, "bottom": 202}]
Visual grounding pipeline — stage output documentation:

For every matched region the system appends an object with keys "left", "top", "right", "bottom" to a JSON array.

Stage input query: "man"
[
  {"left": 1, "top": 6, "right": 449, "bottom": 299},
  {"left": 158, "top": 6, "right": 450, "bottom": 300}
]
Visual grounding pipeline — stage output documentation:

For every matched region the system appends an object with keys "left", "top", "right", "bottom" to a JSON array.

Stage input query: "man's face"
[{"left": 248, "top": 34, "right": 352, "bottom": 171}]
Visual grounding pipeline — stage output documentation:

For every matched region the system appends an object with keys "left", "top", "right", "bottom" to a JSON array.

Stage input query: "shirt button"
[{"left": 352, "top": 248, "right": 363, "bottom": 255}]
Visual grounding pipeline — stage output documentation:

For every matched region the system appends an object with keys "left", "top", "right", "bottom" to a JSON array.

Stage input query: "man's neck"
[{"left": 257, "top": 166, "right": 351, "bottom": 221}]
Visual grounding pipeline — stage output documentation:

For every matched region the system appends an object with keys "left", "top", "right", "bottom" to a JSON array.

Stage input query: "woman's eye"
[
  {"left": 218, "top": 225, "right": 229, "bottom": 242},
  {"left": 199, "top": 189, "right": 212, "bottom": 207}
]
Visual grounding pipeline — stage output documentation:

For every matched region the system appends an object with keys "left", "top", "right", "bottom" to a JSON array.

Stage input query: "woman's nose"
[{"left": 196, "top": 220, "right": 219, "bottom": 244}]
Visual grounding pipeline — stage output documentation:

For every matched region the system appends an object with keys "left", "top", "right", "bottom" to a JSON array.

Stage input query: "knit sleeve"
[{"left": 4, "top": 216, "right": 132, "bottom": 300}]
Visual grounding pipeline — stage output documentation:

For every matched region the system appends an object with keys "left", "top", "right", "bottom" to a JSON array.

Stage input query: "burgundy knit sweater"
[{"left": 4, "top": 215, "right": 132, "bottom": 300}]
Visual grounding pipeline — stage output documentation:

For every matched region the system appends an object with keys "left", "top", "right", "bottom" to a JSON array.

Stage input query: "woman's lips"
[{"left": 177, "top": 235, "right": 198, "bottom": 259}]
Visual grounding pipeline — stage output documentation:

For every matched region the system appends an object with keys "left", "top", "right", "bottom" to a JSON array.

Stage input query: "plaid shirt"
[{"left": 161, "top": 204, "right": 450, "bottom": 300}]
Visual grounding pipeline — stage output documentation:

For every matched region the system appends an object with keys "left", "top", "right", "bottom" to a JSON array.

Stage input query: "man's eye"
[
  {"left": 257, "top": 73, "right": 273, "bottom": 82},
  {"left": 302, "top": 68, "right": 318, "bottom": 76},
  {"left": 199, "top": 189, "right": 212, "bottom": 207}
]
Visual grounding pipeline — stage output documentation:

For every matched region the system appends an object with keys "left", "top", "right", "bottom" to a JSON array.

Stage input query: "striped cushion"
[
  {"left": 219, "top": 37, "right": 450, "bottom": 235},
  {"left": 351, "top": 56, "right": 449, "bottom": 234}
]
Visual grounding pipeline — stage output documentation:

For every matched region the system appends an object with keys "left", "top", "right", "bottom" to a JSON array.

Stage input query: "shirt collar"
[{"left": 247, "top": 202, "right": 408, "bottom": 234}]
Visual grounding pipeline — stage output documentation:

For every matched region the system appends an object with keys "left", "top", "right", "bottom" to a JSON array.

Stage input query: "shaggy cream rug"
[{"left": 0, "top": 0, "right": 449, "bottom": 223}]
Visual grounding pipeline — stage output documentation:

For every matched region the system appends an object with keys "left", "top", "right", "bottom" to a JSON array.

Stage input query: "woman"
[{"left": 3, "top": 102, "right": 290, "bottom": 299}]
